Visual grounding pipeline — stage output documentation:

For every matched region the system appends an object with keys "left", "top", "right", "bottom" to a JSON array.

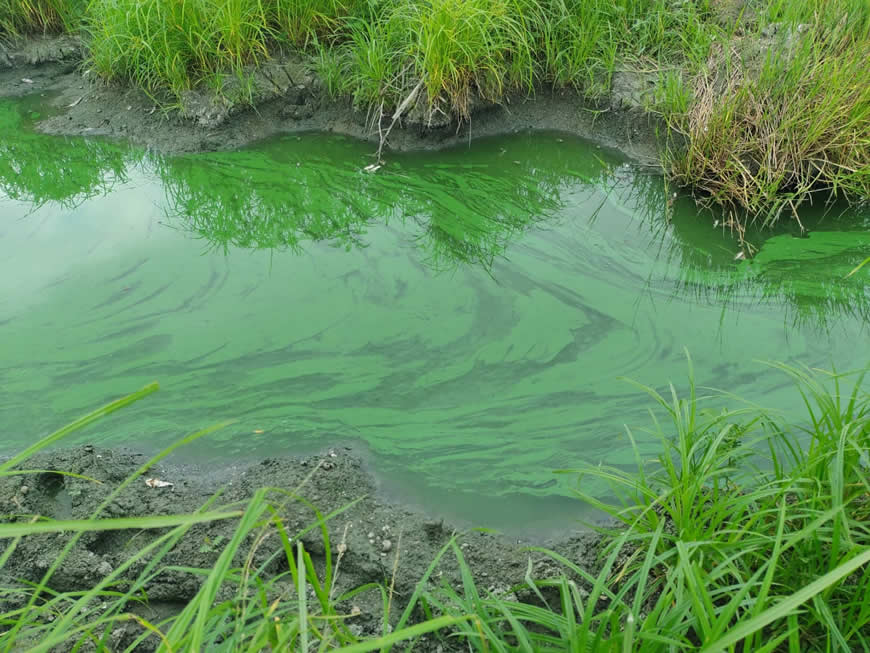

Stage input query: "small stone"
[
  {"left": 97, "top": 560, "right": 113, "bottom": 576},
  {"left": 19, "top": 485, "right": 29, "bottom": 495},
  {"left": 381, "top": 539, "right": 392, "bottom": 553},
  {"left": 423, "top": 520, "right": 444, "bottom": 536},
  {"left": 367, "top": 532, "right": 375, "bottom": 539}
]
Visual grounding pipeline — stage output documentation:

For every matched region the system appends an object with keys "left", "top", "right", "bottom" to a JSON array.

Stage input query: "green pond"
[{"left": 1, "top": 98, "right": 869, "bottom": 531}]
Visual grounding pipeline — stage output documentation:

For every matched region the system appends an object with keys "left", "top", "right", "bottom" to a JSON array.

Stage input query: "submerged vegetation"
[
  {"left": 0, "top": 102, "right": 128, "bottom": 208},
  {"left": 1, "top": 0, "right": 868, "bottom": 224},
  {"left": 0, "top": 359, "right": 868, "bottom": 650}
]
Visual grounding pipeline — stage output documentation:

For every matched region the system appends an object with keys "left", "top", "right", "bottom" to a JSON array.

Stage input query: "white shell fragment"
[
  {"left": 363, "top": 164, "right": 381, "bottom": 173},
  {"left": 145, "top": 478, "right": 174, "bottom": 488},
  {"left": 734, "top": 251, "right": 746, "bottom": 261}
]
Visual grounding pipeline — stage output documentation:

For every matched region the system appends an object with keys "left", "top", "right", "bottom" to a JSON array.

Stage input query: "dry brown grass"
[{"left": 667, "top": 15, "right": 870, "bottom": 227}]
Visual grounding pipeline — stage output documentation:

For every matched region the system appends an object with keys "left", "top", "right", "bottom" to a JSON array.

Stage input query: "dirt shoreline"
[
  {"left": 1, "top": 35, "right": 662, "bottom": 163},
  {"left": 0, "top": 445, "right": 606, "bottom": 651}
]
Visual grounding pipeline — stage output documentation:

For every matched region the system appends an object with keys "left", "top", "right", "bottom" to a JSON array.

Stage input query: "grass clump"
[
  {"left": 85, "top": 0, "right": 275, "bottom": 100},
  {"left": 273, "top": 0, "right": 367, "bottom": 48},
  {"left": 414, "top": 358, "right": 870, "bottom": 651},
  {"left": 83, "top": 0, "right": 371, "bottom": 101},
  {"left": 668, "top": 2, "right": 870, "bottom": 225},
  {"left": 548, "top": 356, "right": 870, "bottom": 650},
  {"left": 0, "top": 0, "right": 83, "bottom": 35},
  {"left": 337, "top": 0, "right": 718, "bottom": 123},
  {"left": 339, "top": 0, "right": 537, "bottom": 121},
  {"left": 387, "top": 0, "right": 535, "bottom": 120}
]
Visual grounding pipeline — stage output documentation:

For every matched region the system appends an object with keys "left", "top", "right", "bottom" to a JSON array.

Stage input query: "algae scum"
[{"left": 1, "top": 98, "right": 869, "bottom": 529}]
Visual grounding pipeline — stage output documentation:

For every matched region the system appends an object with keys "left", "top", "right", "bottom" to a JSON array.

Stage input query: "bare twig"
[{"left": 375, "top": 77, "right": 425, "bottom": 164}]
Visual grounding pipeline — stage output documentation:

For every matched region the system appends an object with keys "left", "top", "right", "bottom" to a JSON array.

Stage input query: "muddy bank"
[
  {"left": 1, "top": 36, "right": 661, "bottom": 163},
  {"left": 0, "top": 445, "right": 604, "bottom": 651}
]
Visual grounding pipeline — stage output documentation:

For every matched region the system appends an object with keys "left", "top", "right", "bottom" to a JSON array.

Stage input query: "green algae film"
[{"left": 1, "top": 100, "right": 868, "bottom": 529}]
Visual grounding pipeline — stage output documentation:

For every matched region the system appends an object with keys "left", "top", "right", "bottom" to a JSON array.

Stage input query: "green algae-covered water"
[{"left": 2, "top": 99, "right": 869, "bottom": 529}]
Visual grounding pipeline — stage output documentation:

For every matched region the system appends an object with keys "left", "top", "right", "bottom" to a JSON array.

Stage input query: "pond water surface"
[{"left": 1, "top": 98, "right": 869, "bottom": 531}]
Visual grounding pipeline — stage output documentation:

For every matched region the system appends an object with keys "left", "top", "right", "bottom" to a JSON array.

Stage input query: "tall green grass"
[
  {"left": 84, "top": 0, "right": 368, "bottom": 100},
  {"left": 85, "top": 0, "right": 276, "bottom": 100},
  {"left": 78, "top": 0, "right": 720, "bottom": 110},
  {"left": 0, "top": 0, "right": 83, "bottom": 35},
  {"left": 334, "top": 0, "right": 718, "bottom": 120},
  {"left": 543, "top": 356, "right": 870, "bottom": 650}
]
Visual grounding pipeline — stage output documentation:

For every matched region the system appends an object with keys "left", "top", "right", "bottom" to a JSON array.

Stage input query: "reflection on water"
[
  {"left": 154, "top": 139, "right": 870, "bottom": 329},
  {"left": 1, "top": 97, "right": 868, "bottom": 530},
  {"left": 3, "top": 101, "right": 865, "bottom": 328},
  {"left": 152, "top": 136, "right": 591, "bottom": 271},
  {"left": 0, "top": 102, "right": 129, "bottom": 209}
]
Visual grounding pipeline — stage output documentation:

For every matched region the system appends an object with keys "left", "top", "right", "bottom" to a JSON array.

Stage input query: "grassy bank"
[
  {"left": 1, "top": 0, "right": 868, "bottom": 225},
  {"left": 1, "top": 359, "right": 868, "bottom": 650}
]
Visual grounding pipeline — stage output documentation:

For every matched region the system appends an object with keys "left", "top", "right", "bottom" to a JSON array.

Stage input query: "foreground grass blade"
[
  {"left": 846, "top": 257, "right": 870, "bottom": 278},
  {"left": 701, "top": 548, "right": 870, "bottom": 653},
  {"left": 336, "top": 615, "right": 471, "bottom": 652},
  {"left": 0, "top": 382, "right": 159, "bottom": 474},
  {"left": 4, "top": 418, "right": 232, "bottom": 652},
  {"left": 0, "top": 511, "right": 241, "bottom": 539}
]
